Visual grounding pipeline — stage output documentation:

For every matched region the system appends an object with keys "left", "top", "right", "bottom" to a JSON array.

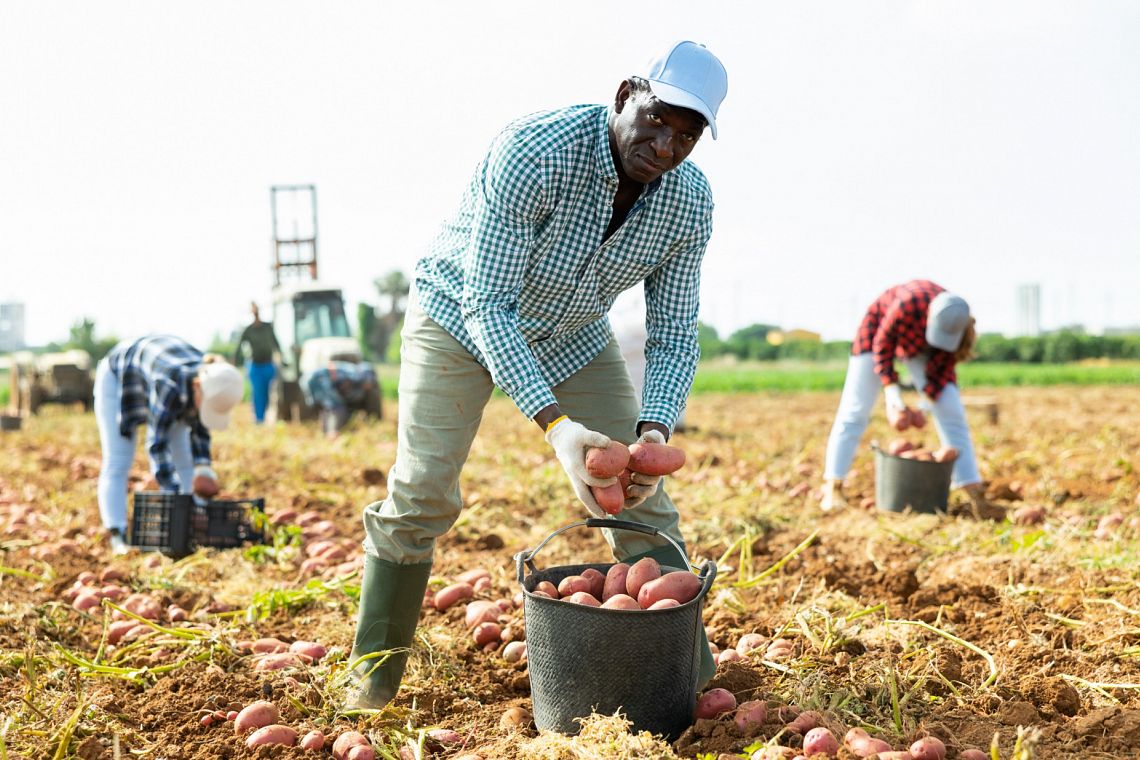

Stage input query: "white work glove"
[
  {"left": 623, "top": 429, "right": 666, "bottom": 510},
  {"left": 544, "top": 417, "right": 615, "bottom": 518},
  {"left": 192, "top": 464, "right": 220, "bottom": 499},
  {"left": 883, "top": 384, "right": 910, "bottom": 431}
]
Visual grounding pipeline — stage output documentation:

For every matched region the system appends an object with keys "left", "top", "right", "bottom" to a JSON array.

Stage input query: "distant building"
[
  {"left": 766, "top": 328, "right": 821, "bottom": 345},
  {"left": 1016, "top": 284, "right": 1041, "bottom": 337},
  {"left": 0, "top": 302, "right": 25, "bottom": 352}
]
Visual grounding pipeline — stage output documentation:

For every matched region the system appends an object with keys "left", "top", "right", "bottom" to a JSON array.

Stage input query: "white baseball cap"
[
  {"left": 638, "top": 40, "right": 728, "bottom": 139},
  {"left": 197, "top": 361, "right": 244, "bottom": 430},
  {"left": 926, "top": 292, "right": 972, "bottom": 352}
]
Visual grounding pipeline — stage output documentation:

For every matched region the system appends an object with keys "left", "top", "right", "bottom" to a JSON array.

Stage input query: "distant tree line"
[{"left": 697, "top": 323, "right": 1140, "bottom": 363}]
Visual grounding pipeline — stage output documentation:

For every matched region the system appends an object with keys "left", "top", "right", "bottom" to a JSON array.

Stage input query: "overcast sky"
[{"left": 3, "top": 1, "right": 1138, "bottom": 349}]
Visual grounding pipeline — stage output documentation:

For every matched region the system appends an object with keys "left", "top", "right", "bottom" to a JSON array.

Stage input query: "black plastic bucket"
[
  {"left": 874, "top": 445, "right": 954, "bottom": 514},
  {"left": 515, "top": 518, "right": 716, "bottom": 740}
]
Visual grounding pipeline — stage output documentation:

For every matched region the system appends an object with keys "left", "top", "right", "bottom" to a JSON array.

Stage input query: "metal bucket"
[
  {"left": 874, "top": 444, "right": 954, "bottom": 514},
  {"left": 515, "top": 518, "right": 716, "bottom": 740}
]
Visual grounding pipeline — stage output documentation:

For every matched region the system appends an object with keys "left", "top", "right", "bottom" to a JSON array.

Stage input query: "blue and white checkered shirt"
[
  {"left": 415, "top": 105, "right": 713, "bottom": 430},
  {"left": 104, "top": 335, "right": 211, "bottom": 491}
]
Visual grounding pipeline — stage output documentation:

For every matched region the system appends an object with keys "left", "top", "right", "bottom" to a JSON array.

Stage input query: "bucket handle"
[{"left": 515, "top": 518, "right": 701, "bottom": 586}]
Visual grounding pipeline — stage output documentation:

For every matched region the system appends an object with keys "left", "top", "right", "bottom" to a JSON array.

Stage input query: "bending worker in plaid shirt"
[
  {"left": 346, "top": 40, "right": 728, "bottom": 709},
  {"left": 820, "top": 280, "right": 991, "bottom": 513},
  {"left": 94, "top": 335, "right": 244, "bottom": 555}
]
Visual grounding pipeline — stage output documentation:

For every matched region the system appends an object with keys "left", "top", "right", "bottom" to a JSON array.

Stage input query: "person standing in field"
[
  {"left": 94, "top": 335, "right": 244, "bottom": 555},
  {"left": 345, "top": 40, "right": 728, "bottom": 710},
  {"left": 233, "top": 302, "right": 281, "bottom": 424},
  {"left": 820, "top": 279, "right": 989, "bottom": 513}
]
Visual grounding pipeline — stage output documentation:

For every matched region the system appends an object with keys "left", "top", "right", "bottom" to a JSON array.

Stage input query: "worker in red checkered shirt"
[{"left": 821, "top": 280, "right": 990, "bottom": 513}]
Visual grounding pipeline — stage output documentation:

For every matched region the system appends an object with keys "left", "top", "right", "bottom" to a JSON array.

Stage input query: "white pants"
[
  {"left": 823, "top": 353, "right": 981, "bottom": 489},
  {"left": 94, "top": 359, "right": 195, "bottom": 531}
]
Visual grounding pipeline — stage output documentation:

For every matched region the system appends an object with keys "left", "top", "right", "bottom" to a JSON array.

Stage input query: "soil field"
[{"left": 2, "top": 386, "right": 1139, "bottom": 759}]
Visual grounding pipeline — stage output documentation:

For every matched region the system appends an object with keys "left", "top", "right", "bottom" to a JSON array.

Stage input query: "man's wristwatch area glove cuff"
[{"left": 883, "top": 383, "right": 905, "bottom": 412}]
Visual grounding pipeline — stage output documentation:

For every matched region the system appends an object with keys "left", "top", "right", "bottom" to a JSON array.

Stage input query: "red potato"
[
  {"left": 601, "top": 594, "right": 641, "bottom": 610},
  {"left": 844, "top": 726, "right": 893, "bottom": 758},
  {"left": 531, "top": 590, "right": 553, "bottom": 599},
  {"left": 496, "top": 598, "right": 514, "bottom": 612},
  {"left": 533, "top": 580, "right": 559, "bottom": 598},
  {"left": 625, "top": 557, "right": 662, "bottom": 598},
  {"left": 245, "top": 724, "right": 297, "bottom": 748},
  {"left": 803, "top": 727, "right": 839, "bottom": 755},
  {"left": 909, "top": 408, "right": 926, "bottom": 429},
  {"left": 346, "top": 745, "right": 377, "bottom": 760},
  {"left": 717, "top": 648, "right": 742, "bottom": 664},
  {"left": 590, "top": 482, "right": 625, "bottom": 514},
  {"left": 628, "top": 441, "right": 686, "bottom": 476},
  {"left": 434, "top": 582, "right": 474, "bottom": 611},
  {"left": 465, "top": 600, "right": 501, "bottom": 629},
  {"left": 192, "top": 473, "right": 220, "bottom": 498},
  {"left": 566, "top": 591, "right": 601, "bottom": 606},
  {"left": 252, "top": 637, "right": 290, "bottom": 654},
  {"left": 785, "top": 710, "right": 821, "bottom": 734},
  {"left": 736, "top": 633, "right": 767, "bottom": 655},
  {"left": 73, "top": 591, "right": 103, "bottom": 612},
  {"left": 107, "top": 620, "right": 141, "bottom": 644},
  {"left": 333, "top": 731, "right": 370, "bottom": 760},
  {"left": 733, "top": 699, "right": 767, "bottom": 735},
  {"left": 958, "top": 750, "right": 987, "bottom": 760},
  {"left": 908, "top": 736, "right": 946, "bottom": 760},
  {"left": 473, "top": 576, "right": 492, "bottom": 593},
  {"left": 166, "top": 604, "right": 188, "bottom": 622},
  {"left": 887, "top": 438, "right": 914, "bottom": 456},
  {"left": 121, "top": 593, "right": 162, "bottom": 620},
  {"left": 289, "top": 640, "right": 328, "bottom": 661},
  {"left": 648, "top": 598, "right": 680, "bottom": 609},
  {"left": 502, "top": 641, "right": 527, "bottom": 662},
  {"left": 234, "top": 701, "right": 279, "bottom": 734},
  {"left": 585, "top": 442, "right": 631, "bottom": 479},
  {"left": 694, "top": 687, "right": 737, "bottom": 719},
  {"left": 456, "top": 568, "right": 490, "bottom": 585},
  {"left": 252, "top": 652, "right": 306, "bottom": 671},
  {"left": 932, "top": 446, "right": 959, "bottom": 463},
  {"left": 580, "top": 567, "right": 606, "bottom": 599},
  {"left": 428, "top": 728, "right": 463, "bottom": 746},
  {"left": 557, "top": 575, "right": 592, "bottom": 597},
  {"left": 750, "top": 749, "right": 797, "bottom": 760},
  {"left": 473, "top": 622, "right": 501, "bottom": 646},
  {"left": 637, "top": 570, "right": 700, "bottom": 608},
  {"left": 602, "top": 563, "right": 631, "bottom": 601},
  {"left": 299, "top": 730, "right": 326, "bottom": 751}
]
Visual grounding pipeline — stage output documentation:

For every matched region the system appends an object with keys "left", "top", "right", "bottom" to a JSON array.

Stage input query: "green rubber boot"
[
  {"left": 623, "top": 543, "right": 717, "bottom": 691},
  {"left": 344, "top": 555, "right": 433, "bottom": 710}
]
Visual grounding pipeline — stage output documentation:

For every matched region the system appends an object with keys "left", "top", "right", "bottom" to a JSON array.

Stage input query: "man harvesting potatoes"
[
  {"left": 346, "top": 40, "right": 727, "bottom": 709},
  {"left": 820, "top": 280, "right": 991, "bottom": 514},
  {"left": 94, "top": 335, "right": 243, "bottom": 555}
]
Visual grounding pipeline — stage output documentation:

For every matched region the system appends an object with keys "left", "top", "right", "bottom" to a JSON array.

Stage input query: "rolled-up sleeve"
[
  {"left": 871, "top": 303, "right": 903, "bottom": 387},
  {"left": 460, "top": 139, "right": 557, "bottom": 418},
  {"left": 639, "top": 213, "right": 710, "bottom": 430}
]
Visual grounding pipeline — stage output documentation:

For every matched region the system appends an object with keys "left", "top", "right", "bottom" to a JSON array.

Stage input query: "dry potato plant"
[{"left": 1, "top": 385, "right": 1139, "bottom": 759}]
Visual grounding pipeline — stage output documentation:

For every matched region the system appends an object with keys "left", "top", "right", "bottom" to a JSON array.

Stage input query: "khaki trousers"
[{"left": 363, "top": 298, "right": 686, "bottom": 565}]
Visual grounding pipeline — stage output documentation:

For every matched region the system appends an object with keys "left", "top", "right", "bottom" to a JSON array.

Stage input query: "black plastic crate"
[
  {"left": 199, "top": 497, "right": 268, "bottom": 549},
  {"left": 130, "top": 492, "right": 194, "bottom": 557},
  {"left": 129, "top": 492, "right": 268, "bottom": 557}
]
